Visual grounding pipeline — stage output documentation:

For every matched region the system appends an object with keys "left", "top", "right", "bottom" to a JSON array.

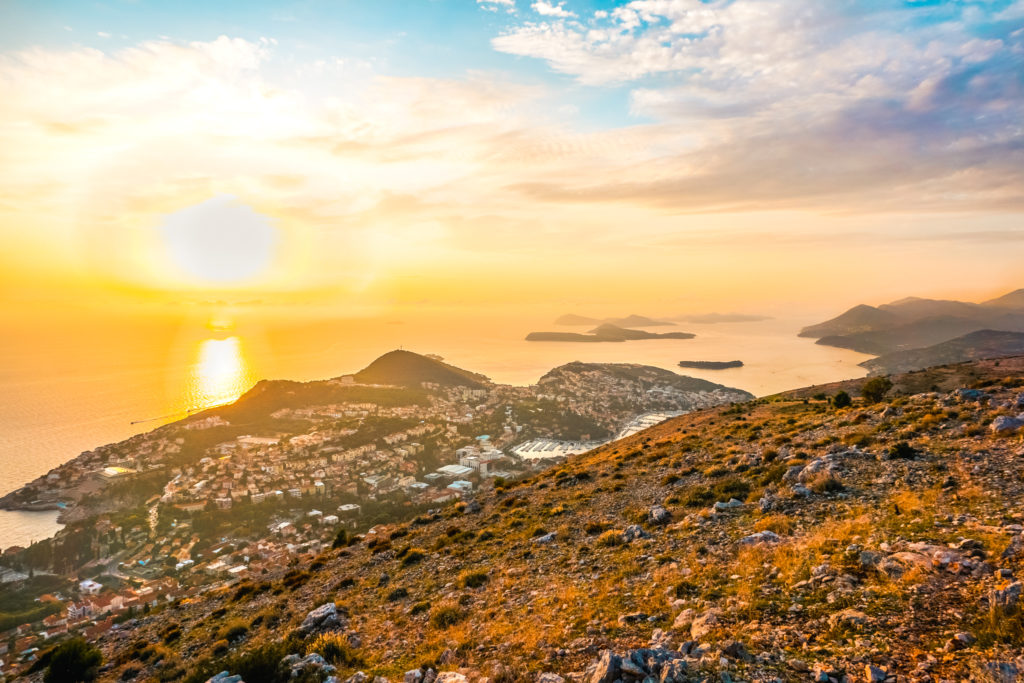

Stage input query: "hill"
[
  {"left": 859, "top": 330, "right": 1024, "bottom": 376},
  {"left": 352, "top": 350, "right": 489, "bottom": 388},
  {"left": 78, "top": 357, "right": 1024, "bottom": 683},
  {"left": 527, "top": 324, "right": 695, "bottom": 343},
  {"left": 798, "top": 304, "right": 901, "bottom": 338},
  {"left": 554, "top": 314, "right": 674, "bottom": 327},
  {"left": 802, "top": 288, "right": 1024, "bottom": 356}
]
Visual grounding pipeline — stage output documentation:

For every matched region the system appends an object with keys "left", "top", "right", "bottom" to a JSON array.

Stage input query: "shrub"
[
  {"left": 332, "top": 528, "right": 355, "bottom": 549},
  {"left": 401, "top": 549, "right": 426, "bottom": 567},
  {"left": 307, "top": 632, "right": 362, "bottom": 667},
  {"left": 808, "top": 473, "right": 844, "bottom": 494},
  {"left": 460, "top": 570, "right": 489, "bottom": 588},
  {"left": 387, "top": 587, "right": 409, "bottom": 601},
  {"left": 220, "top": 620, "right": 249, "bottom": 642},
  {"left": 410, "top": 601, "right": 431, "bottom": 615},
  {"left": 681, "top": 486, "right": 714, "bottom": 507},
  {"left": 713, "top": 476, "right": 751, "bottom": 500},
  {"left": 584, "top": 522, "right": 608, "bottom": 535},
  {"left": 45, "top": 639, "right": 103, "bottom": 683},
  {"left": 862, "top": 376, "right": 893, "bottom": 404},
  {"left": 430, "top": 604, "right": 465, "bottom": 629},
  {"left": 888, "top": 441, "right": 917, "bottom": 459},
  {"left": 596, "top": 530, "right": 624, "bottom": 547},
  {"left": 833, "top": 391, "right": 852, "bottom": 409}
]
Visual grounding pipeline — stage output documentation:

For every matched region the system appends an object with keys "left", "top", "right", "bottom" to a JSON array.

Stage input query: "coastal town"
[{"left": 0, "top": 354, "right": 751, "bottom": 678}]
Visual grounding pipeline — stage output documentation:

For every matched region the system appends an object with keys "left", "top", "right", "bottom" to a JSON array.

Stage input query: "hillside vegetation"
[{"left": 62, "top": 358, "right": 1024, "bottom": 683}]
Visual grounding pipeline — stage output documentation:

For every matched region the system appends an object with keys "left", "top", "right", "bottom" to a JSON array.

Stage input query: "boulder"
[
  {"left": 300, "top": 602, "right": 341, "bottom": 634},
  {"left": 689, "top": 609, "right": 720, "bottom": 640},
  {"left": 649, "top": 505, "right": 671, "bottom": 525},
  {"left": 828, "top": 608, "right": 869, "bottom": 630},
  {"left": 991, "top": 416, "right": 1024, "bottom": 434},
  {"left": 622, "top": 525, "right": 650, "bottom": 543},
  {"left": 739, "top": 530, "right": 781, "bottom": 546},
  {"left": 404, "top": 670, "right": 424, "bottom": 683},
  {"left": 720, "top": 640, "right": 752, "bottom": 662},
  {"left": 991, "top": 582, "right": 1023, "bottom": 611},
  {"left": 865, "top": 665, "right": 887, "bottom": 682},
  {"left": 537, "top": 674, "right": 564, "bottom": 683},
  {"left": 588, "top": 650, "right": 621, "bottom": 683},
  {"left": 434, "top": 674, "right": 467, "bottom": 683},
  {"left": 671, "top": 608, "right": 694, "bottom": 632},
  {"left": 207, "top": 674, "right": 243, "bottom": 683},
  {"left": 533, "top": 532, "right": 557, "bottom": 544}
]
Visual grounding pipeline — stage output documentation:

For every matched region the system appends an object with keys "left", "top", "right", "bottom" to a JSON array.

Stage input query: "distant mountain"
[
  {"left": 554, "top": 313, "right": 673, "bottom": 327},
  {"left": 860, "top": 330, "right": 1024, "bottom": 375},
  {"left": 802, "top": 287, "right": 1024, "bottom": 354},
  {"left": 527, "top": 324, "right": 695, "bottom": 343},
  {"left": 814, "top": 315, "right": 1017, "bottom": 356},
  {"left": 353, "top": 350, "right": 489, "bottom": 388},
  {"left": 673, "top": 313, "right": 772, "bottom": 324},
  {"left": 798, "top": 304, "right": 901, "bottom": 338},
  {"left": 984, "top": 288, "right": 1024, "bottom": 309}
]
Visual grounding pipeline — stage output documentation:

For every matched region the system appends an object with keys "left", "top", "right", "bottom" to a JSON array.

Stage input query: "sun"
[{"left": 158, "top": 195, "right": 279, "bottom": 283}]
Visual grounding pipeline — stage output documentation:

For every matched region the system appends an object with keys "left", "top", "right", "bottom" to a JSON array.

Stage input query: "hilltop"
[
  {"left": 352, "top": 350, "right": 490, "bottom": 388},
  {"left": 860, "top": 330, "right": 1024, "bottom": 376},
  {"left": 52, "top": 356, "right": 1024, "bottom": 683}
]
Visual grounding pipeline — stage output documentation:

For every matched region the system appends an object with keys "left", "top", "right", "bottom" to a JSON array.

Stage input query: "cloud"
[
  {"left": 532, "top": 1, "right": 575, "bottom": 18},
  {"left": 491, "top": 0, "right": 1024, "bottom": 212},
  {"left": 477, "top": 0, "right": 516, "bottom": 14}
]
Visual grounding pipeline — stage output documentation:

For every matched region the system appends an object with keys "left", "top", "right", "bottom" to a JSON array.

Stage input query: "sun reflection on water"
[{"left": 188, "top": 336, "right": 255, "bottom": 411}]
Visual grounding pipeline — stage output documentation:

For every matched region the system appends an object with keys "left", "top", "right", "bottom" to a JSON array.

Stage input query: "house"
[{"left": 79, "top": 579, "right": 102, "bottom": 596}]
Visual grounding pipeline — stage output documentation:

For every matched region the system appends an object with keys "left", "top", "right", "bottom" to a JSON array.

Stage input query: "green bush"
[
  {"left": 429, "top": 604, "right": 465, "bottom": 629},
  {"left": 862, "top": 377, "right": 893, "bottom": 404},
  {"left": 833, "top": 391, "right": 852, "bottom": 409},
  {"left": 45, "top": 638, "right": 103, "bottom": 683}
]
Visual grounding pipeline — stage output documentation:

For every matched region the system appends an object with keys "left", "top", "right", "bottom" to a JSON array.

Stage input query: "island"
[
  {"left": 526, "top": 323, "right": 695, "bottom": 343},
  {"left": 678, "top": 360, "right": 744, "bottom": 370}
]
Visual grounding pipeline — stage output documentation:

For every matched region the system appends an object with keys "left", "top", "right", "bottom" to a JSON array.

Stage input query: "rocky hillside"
[
  {"left": 861, "top": 331, "right": 1024, "bottom": 376},
  {"left": 37, "top": 358, "right": 1024, "bottom": 683}
]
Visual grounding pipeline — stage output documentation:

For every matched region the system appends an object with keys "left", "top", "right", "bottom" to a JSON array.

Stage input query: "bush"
[
  {"left": 430, "top": 603, "right": 465, "bottom": 629},
  {"left": 833, "top": 391, "right": 852, "bottom": 409},
  {"left": 401, "top": 549, "right": 426, "bottom": 567},
  {"left": 45, "top": 638, "right": 103, "bottom": 683},
  {"left": 862, "top": 377, "right": 893, "bottom": 404},
  {"left": 888, "top": 441, "right": 917, "bottom": 459},
  {"left": 220, "top": 620, "right": 249, "bottom": 642},
  {"left": 387, "top": 587, "right": 409, "bottom": 601},
  {"left": 307, "top": 632, "right": 362, "bottom": 667},
  {"left": 596, "top": 530, "right": 624, "bottom": 547},
  {"left": 459, "top": 570, "right": 489, "bottom": 588}
]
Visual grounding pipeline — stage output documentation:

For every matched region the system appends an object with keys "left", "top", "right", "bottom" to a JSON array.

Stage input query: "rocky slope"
[{"left": 55, "top": 357, "right": 1024, "bottom": 683}]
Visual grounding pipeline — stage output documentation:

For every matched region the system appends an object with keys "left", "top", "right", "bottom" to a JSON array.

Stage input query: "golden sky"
[{"left": 1, "top": 2, "right": 1022, "bottom": 319}]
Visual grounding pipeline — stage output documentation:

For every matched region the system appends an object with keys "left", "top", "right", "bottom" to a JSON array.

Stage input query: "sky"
[{"left": 0, "top": 0, "right": 1022, "bottom": 319}]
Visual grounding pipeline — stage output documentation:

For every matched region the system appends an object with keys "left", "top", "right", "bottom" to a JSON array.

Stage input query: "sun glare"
[{"left": 189, "top": 336, "right": 255, "bottom": 410}]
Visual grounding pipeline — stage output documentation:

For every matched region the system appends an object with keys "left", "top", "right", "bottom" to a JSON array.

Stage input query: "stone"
[
  {"left": 300, "top": 602, "right": 340, "bottom": 634},
  {"left": 690, "top": 609, "right": 720, "bottom": 640},
  {"left": 649, "top": 505, "right": 671, "bottom": 525},
  {"left": 991, "top": 582, "right": 1023, "bottom": 611},
  {"left": 713, "top": 499, "right": 743, "bottom": 511},
  {"left": 739, "top": 530, "right": 781, "bottom": 546},
  {"left": 207, "top": 673, "right": 243, "bottom": 683},
  {"left": 434, "top": 674, "right": 467, "bottom": 683},
  {"left": 534, "top": 532, "right": 557, "bottom": 544},
  {"left": 671, "top": 609, "right": 694, "bottom": 632},
  {"left": 404, "top": 670, "right": 424, "bottom": 683},
  {"left": 991, "top": 416, "right": 1023, "bottom": 434},
  {"left": 658, "top": 659, "right": 688, "bottom": 683},
  {"left": 617, "top": 612, "right": 648, "bottom": 625},
  {"left": 720, "top": 640, "right": 751, "bottom": 662},
  {"left": 589, "top": 650, "right": 621, "bottom": 683},
  {"left": 865, "top": 665, "right": 886, "bottom": 683},
  {"left": 623, "top": 525, "right": 651, "bottom": 543},
  {"left": 537, "top": 674, "right": 564, "bottom": 683},
  {"left": 828, "top": 608, "right": 869, "bottom": 630}
]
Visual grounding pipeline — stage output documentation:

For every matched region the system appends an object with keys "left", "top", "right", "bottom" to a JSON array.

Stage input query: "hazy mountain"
[
  {"left": 527, "top": 324, "right": 695, "bottom": 342},
  {"left": 859, "top": 329, "right": 1024, "bottom": 375},
  {"left": 672, "top": 313, "right": 772, "bottom": 324},
  {"left": 554, "top": 313, "right": 674, "bottom": 327},
  {"left": 353, "top": 349, "right": 489, "bottom": 388},
  {"left": 802, "top": 288, "right": 1024, "bottom": 354},
  {"left": 984, "top": 288, "right": 1024, "bottom": 309},
  {"left": 798, "top": 304, "right": 902, "bottom": 338}
]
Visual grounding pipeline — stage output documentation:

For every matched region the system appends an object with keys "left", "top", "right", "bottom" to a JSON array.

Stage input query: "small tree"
[
  {"left": 45, "top": 638, "right": 102, "bottom": 683},
  {"left": 862, "top": 376, "right": 893, "bottom": 404},
  {"left": 833, "top": 391, "right": 852, "bottom": 409}
]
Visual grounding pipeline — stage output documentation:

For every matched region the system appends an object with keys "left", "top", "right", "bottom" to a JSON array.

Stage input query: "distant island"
[
  {"left": 672, "top": 313, "right": 771, "bottom": 324},
  {"left": 554, "top": 313, "right": 674, "bottom": 327},
  {"left": 527, "top": 323, "right": 695, "bottom": 343},
  {"left": 678, "top": 360, "right": 744, "bottom": 370},
  {"left": 859, "top": 329, "right": 1024, "bottom": 375}
]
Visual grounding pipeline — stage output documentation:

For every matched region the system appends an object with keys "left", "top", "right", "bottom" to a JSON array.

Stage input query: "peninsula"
[
  {"left": 527, "top": 324, "right": 695, "bottom": 343},
  {"left": 678, "top": 360, "right": 744, "bottom": 370}
]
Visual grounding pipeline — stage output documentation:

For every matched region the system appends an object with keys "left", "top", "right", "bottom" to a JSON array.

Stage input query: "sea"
[{"left": 0, "top": 311, "right": 871, "bottom": 550}]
